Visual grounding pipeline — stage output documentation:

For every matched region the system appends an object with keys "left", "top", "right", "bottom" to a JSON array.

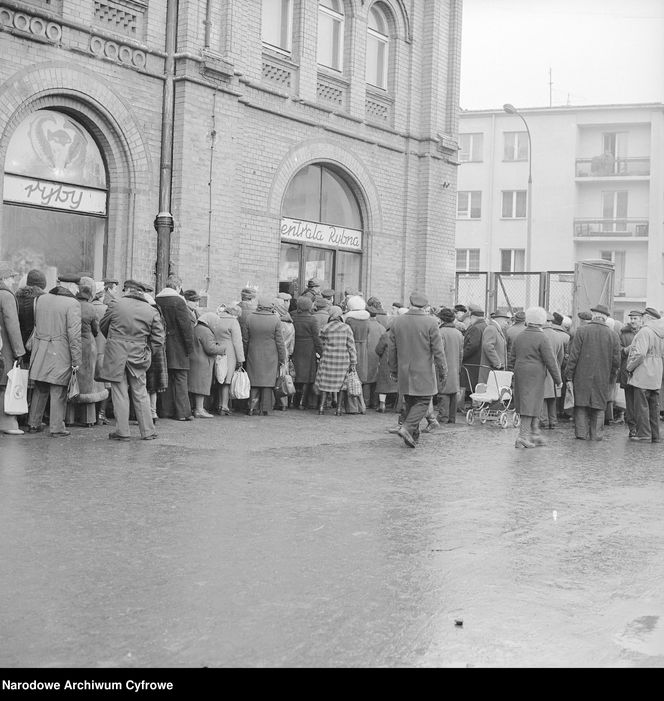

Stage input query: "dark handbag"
[
  {"left": 24, "top": 297, "right": 38, "bottom": 352},
  {"left": 67, "top": 368, "right": 80, "bottom": 401},
  {"left": 274, "top": 364, "right": 296, "bottom": 398}
]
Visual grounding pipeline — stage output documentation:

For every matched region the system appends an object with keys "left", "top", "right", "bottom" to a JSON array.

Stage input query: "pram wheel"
[
  {"left": 466, "top": 409, "right": 475, "bottom": 425},
  {"left": 498, "top": 412, "right": 509, "bottom": 428},
  {"left": 479, "top": 407, "right": 489, "bottom": 424},
  {"left": 512, "top": 412, "right": 521, "bottom": 428}
]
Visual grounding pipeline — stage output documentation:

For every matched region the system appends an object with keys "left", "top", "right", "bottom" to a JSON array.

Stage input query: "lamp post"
[{"left": 503, "top": 103, "right": 532, "bottom": 272}]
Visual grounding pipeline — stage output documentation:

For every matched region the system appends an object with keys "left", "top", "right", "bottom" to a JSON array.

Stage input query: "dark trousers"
[
  {"left": 540, "top": 397, "right": 557, "bottom": 426},
  {"left": 402, "top": 395, "right": 432, "bottom": 439},
  {"left": 161, "top": 369, "right": 191, "bottom": 419},
  {"left": 624, "top": 385, "right": 637, "bottom": 432},
  {"left": 633, "top": 388, "right": 660, "bottom": 440},
  {"left": 436, "top": 392, "right": 457, "bottom": 422},
  {"left": 574, "top": 406, "right": 605, "bottom": 440},
  {"left": 28, "top": 381, "right": 67, "bottom": 434}
]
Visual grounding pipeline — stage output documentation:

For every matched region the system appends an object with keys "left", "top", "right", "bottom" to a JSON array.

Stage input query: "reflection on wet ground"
[{"left": 1, "top": 412, "right": 663, "bottom": 667}]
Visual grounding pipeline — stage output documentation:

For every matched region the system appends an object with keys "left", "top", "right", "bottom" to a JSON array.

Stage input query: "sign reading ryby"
[
  {"left": 281, "top": 217, "right": 362, "bottom": 251},
  {"left": 4, "top": 174, "right": 107, "bottom": 215}
]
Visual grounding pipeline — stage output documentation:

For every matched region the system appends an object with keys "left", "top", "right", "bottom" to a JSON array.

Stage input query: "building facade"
[
  {"left": 456, "top": 103, "right": 664, "bottom": 320},
  {"left": 0, "top": 0, "right": 462, "bottom": 307}
]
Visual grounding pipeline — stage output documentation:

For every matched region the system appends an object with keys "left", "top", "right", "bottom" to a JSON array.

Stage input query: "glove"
[{"left": 235, "top": 361, "right": 243, "bottom": 371}]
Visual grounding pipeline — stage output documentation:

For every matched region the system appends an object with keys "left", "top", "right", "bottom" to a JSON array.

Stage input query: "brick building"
[{"left": 0, "top": 0, "right": 462, "bottom": 307}]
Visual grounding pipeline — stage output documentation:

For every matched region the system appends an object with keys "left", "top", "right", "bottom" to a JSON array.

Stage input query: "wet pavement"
[{"left": 1, "top": 408, "right": 664, "bottom": 668}]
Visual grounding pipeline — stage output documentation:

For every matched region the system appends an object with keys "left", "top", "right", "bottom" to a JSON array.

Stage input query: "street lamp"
[{"left": 503, "top": 103, "right": 532, "bottom": 272}]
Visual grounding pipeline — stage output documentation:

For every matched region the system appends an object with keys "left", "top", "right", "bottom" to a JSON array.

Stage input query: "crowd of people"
[{"left": 1, "top": 261, "right": 663, "bottom": 450}]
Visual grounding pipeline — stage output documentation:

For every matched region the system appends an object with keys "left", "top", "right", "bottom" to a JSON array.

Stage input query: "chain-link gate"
[
  {"left": 545, "top": 272, "right": 575, "bottom": 317},
  {"left": 455, "top": 273, "right": 489, "bottom": 310}
]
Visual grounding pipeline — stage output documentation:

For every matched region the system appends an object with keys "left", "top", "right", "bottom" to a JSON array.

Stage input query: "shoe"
[
  {"left": 376, "top": 403, "right": 385, "bottom": 413},
  {"left": 177, "top": 416, "right": 194, "bottom": 421},
  {"left": 108, "top": 432, "right": 130, "bottom": 441},
  {"left": 652, "top": 438, "right": 661, "bottom": 443},
  {"left": 335, "top": 408, "right": 343, "bottom": 416},
  {"left": 447, "top": 420, "right": 456, "bottom": 424},
  {"left": 514, "top": 437, "right": 536, "bottom": 448},
  {"left": 531, "top": 434, "right": 547, "bottom": 446},
  {"left": 27, "top": 425, "right": 43, "bottom": 434},
  {"left": 386, "top": 425, "right": 402, "bottom": 434},
  {"left": 397, "top": 426, "right": 417, "bottom": 448},
  {"left": 548, "top": 422, "right": 557, "bottom": 429},
  {"left": 628, "top": 429, "right": 637, "bottom": 438},
  {"left": 297, "top": 405, "right": 306, "bottom": 410},
  {"left": 193, "top": 409, "right": 214, "bottom": 419},
  {"left": 49, "top": 431, "right": 71, "bottom": 437},
  {"left": 221, "top": 408, "right": 231, "bottom": 415},
  {"left": 629, "top": 436, "right": 651, "bottom": 442},
  {"left": 96, "top": 412, "right": 110, "bottom": 425},
  {"left": 141, "top": 433, "right": 158, "bottom": 441},
  {"left": 279, "top": 406, "right": 287, "bottom": 412},
  {"left": 318, "top": 407, "right": 325, "bottom": 415},
  {"left": 422, "top": 419, "right": 440, "bottom": 434},
  {"left": 3, "top": 428, "right": 25, "bottom": 435}
]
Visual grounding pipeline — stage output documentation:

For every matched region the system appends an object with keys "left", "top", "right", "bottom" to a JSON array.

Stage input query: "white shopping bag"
[{"left": 4, "top": 361, "right": 29, "bottom": 415}]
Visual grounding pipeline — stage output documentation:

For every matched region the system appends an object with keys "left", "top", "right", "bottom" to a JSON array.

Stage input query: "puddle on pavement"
[{"left": 616, "top": 615, "right": 664, "bottom": 657}]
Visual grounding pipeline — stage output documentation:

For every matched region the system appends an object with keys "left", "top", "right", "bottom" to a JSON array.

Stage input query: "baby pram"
[{"left": 462, "top": 364, "right": 520, "bottom": 429}]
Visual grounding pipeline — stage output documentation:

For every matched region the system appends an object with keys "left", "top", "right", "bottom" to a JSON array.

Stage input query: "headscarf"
[{"left": 328, "top": 305, "right": 343, "bottom": 321}]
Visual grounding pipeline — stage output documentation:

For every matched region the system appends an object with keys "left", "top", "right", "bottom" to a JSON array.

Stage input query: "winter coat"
[
  {"left": 506, "top": 321, "right": 526, "bottom": 365},
  {"left": 313, "top": 308, "right": 331, "bottom": 334},
  {"left": 28, "top": 286, "right": 81, "bottom": 386},
  {"left": 243, "top": 309, "right": 287, "bottom": 387},
  {"left": 462, "top": 318, "right": 487, "bottom": 391},
  {"left": 279, "top": 316, "right": 295, "bottom": 357},
  {"left": 314, "top": 319, "right": 357, "bottom": 392},
  {"left": 291, "top": 310, "right": 322, "bottom": 383},
  {"left": 439, "top": 323, "right": 464, "bottom": 394},
  {"left": 0, "top": 284, "right": 25, "bottom": 386},
  {"left": 479, "top": 319, "right": 507, "bottom": 383},
  {"left": 375, "top": 330, "right": 398, "bottom": 394},
  {"left": 75, "top": 295, "right": 106, "bottom": 402},
  {"left": 188, "top": 320, "right": 225, "bottom": 395},
  {"left": 388, "top": 309, "right": 447, "bottom": 396},
  {"left": 98, "top": 291, "right": 165, "bottom": 383},
  {"left": 509, "top": 325, "right": 561, "bottom": 417},
  {"left": 212, "top": 312, "right": 245, "bottom": 384},
  {"left": 15, "top": 284, "right": 45, "bottom": 348},
  {"left": 626, "top": 321, "right": 664, "bottom": 390},
  {"left": 618, "top": 323, "right": 639, "bottom": 387},
  {"left": 565, "top": 319, "right": 620, "bottom": 410},
  {"left": 345, "top": 311, "right": 371, "bottom": 383},
  {"left": 238, "top": 299, "right": 257, "bottom": 336},
  {"left": 542, "top": 325, "right": 568, "bottom": 399},
  {"left": 155, "top": 288, "right": 194, "bottom": 370},
  {"left": 366, "top": 317, "right": 384, "bottom": 384}
]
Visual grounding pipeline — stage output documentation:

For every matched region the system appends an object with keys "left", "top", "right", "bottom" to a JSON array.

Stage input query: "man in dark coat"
[
  {"left": 565, "top": 304, "right": 620, "bottom": 441},
  {"left": 99, "top": 280, "right": 165, "bottom": 440},
  {"left": 155, "top": 274, "right": 194, "bottom": 420},
  {"left": 506, "top": 310, "right": 526, "bottom": 365},
  {"left": 388, "top": 291, "right": 447, "bottom": 448},
  {"left": 461, "top": 305, "right": 487, "bottom": 402},
  {"left": 619, "top": 310, "right": 643, "bottom": 436}
]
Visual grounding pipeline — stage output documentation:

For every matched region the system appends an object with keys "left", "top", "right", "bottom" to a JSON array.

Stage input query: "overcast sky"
[{"left": 460, "top": 0, "right": 664, "bottom": 110}]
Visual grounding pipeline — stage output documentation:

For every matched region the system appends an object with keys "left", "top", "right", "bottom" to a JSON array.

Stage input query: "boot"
[
  {"left": 248, "top": 396, "right": 260, "bottom": 416},
  {"left": 530, "top": 416, "right": 546, "bottom": 446},
  {"left": 515, "top": 418, "right": 536, "bottom": 448}
]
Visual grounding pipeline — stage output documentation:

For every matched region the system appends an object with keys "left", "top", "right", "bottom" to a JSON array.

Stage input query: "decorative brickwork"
[{"left": 93, "top": 0, "right": 143, "bottom": 40}]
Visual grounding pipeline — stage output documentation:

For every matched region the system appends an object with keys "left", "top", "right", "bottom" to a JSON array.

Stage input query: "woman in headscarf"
[
  {"left": 509, "top": 306, "right": 562, "bottom": 448},
  {"left": 274, "top": 295, "right": 295, "bottom": 411},
  {"left": 342, "top": 295, "right": 370, "bottom": 414},
  {"left": 188, "top": 311, "right": 226, "bottom": 418},
  {"left": 66, "top": 276, "right": 108, "bottom": 427},
  {"left": 291, "top": 295, "right": 323, "bottom": 410},
  {"left": 315, "top": 306, "right": 357, "bottom": 416},
  {"left": 242, "top": 296, "right": 287, "bottom": 416},
  {"left": 213, "top": 303, "right": 244, "bottom": 415}
]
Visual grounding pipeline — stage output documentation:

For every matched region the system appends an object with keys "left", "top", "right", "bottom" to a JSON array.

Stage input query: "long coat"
[
  {"left": 509, "top": 325, "right": 561, "bottom": 416},
  {"left": 542, "top": 326, "right": 568, "bottom": 399},
  {"left": 314, "top": 319, "right": 357, "bottom": 392},
  {"left": 0, "top": 284, "right": 25, "bottom": 387},
  {"left": 626, "top": 322, "right": 664, "bottom": 390},
  {"left": 479, "top": 320, "right": 507, "bottom": 383},
  {"left": 291, "top": 310, "right": 322, "bottom": 383},
  {"left": 212, "top": 312, "right": 245, "bottom": 384},
  {"left": 243, "top": 309, "right": 287, "bottom": 387},
  {"left": 15, "top": 284, "right": 45, "bottom": 348},
  {"left": 565, "top": 319, "right": 620, "bottom": 410},
  {"left": 155, "top": 289, "right": 194, "bottom": 370},
  {"left": 506, "top": 321, "right": 526, "bottom": 366},
  {"left": 75, "top": 295, "right": 106, "bottom": 402},
  {"left": 375, "top": 330, "right": 398, "bottom": 394},
  {"left": 29, "top": 286, "right": 81, "bottom": 386},
  {"left": 188, "top": 320, "right": 225, "bottom": 395},
  {"left": 345, "top": 314, "right": 370, "bottom": 383},
  {"left": 618, "top": 323, "right": 638, "bottom": 388},
  {"left": 462, "top": 318, "right": 487, "bottom": 391},
  {"left": 98, "top": 292, "right": 165, "bottom": 382},
  {"left": 366, "top": 317, "right": 384, "bottom": 384},
  {"left": 439, "top": 322, "right": 464, "bottom": 394},
  {"left": 388, "top": 309, "right": 447, "bottom": 396}
]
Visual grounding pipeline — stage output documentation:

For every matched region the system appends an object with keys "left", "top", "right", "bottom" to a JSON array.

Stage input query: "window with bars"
[
  {"left": 456, "top": 248, "right": 480, "bottom": 272},
  {"left": 457, "top": 191, "right": 482, "bottom": 219},
  {"left": 459, "top": 133, "right": 483, "bottom": 162},
  {"left": 501, "top": 190, "right": 527, "bottom": 218},
  {"left": 503, "top": 131, "right": 529, "bottom": 161}
]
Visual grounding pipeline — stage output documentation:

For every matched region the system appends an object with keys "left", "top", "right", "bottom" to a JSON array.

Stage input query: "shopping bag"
[
  {"left": 4, "top": 361, "right": 29, "bottom": 415},
  {"left": 230, "top": 367, "right": 250, "bottom": 399},
  {"left": 614, "top": 384, "right": 626, "bottom": 410},
  {"left": 67, "top": 368, "right": 80, "bottom": 401},
  {"left": 214, "top": 354, "right": 228, "bottom": 383},
  {"left": 563, "top": 381, "right": 574, "bottom": 411},
  {"left": 345, "top": 368, "right": 363, "bottom": 397},
  {"left": 274, "top": 364, "right": 296, "bottom": 398}
]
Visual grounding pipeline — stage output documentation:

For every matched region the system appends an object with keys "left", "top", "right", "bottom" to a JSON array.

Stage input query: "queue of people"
[{"left": 1, "top": 261, "right": 663, "bottom": 451}]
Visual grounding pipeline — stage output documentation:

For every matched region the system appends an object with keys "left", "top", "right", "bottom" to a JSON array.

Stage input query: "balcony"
[
  {"left": 575, "top": 156, "right": 650, "bottom": 178},
  {"left": 574, "top": 219, "right": 649, "bottom": 238}
]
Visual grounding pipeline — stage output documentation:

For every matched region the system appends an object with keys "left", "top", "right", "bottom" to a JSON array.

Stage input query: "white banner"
[
  {"left": 281, "top": 217, "right": 362, "bottom": 251},
  {"left": 3, "top": 174, "right": 107, "bottom": 215}
]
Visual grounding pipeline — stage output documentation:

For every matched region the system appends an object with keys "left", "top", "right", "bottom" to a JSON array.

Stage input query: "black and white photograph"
[{"left": 1, "top": 0, "right": 664, "bottom": 675}]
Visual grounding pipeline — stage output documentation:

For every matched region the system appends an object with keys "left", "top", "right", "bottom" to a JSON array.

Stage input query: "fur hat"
[
  {"left": 525, "top": 306, "right": 548, "bottom": 326},
  {"left": 58, "top": 273, "right": 81, "bottom": 284},
  {"left": 346, "top": 295, "right": 366, "bottom": 312},
  {"left": 578, "top": 311, "right": 592, "bottom": 321},
  {"left": 552, "top": 312, "right": 564, "bottom": 326},
  {"left": 454, "top": 304, "right": 467, "bottom": 313},
  {"left": 183, "top": 289, "right": 201, "bottom": 302}
]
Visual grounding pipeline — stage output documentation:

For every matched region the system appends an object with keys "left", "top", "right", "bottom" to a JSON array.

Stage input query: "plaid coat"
[{"left": 314, "top": 320, "right": 357, "bottom": 392}]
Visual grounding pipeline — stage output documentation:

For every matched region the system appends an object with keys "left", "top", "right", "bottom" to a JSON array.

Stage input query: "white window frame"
[
  {"left": 503, "top": 131, "right": 529, "bottom": 161},
  {"left": 318, "top": 0, "right": 345, "bottom": 72},
  {"left": 500, "top": 249, "right": 525, "bottom": 273},
  {"left": 457, "top": 191, "right": 482, "bottom": 219},
  {"left": 459, "top": 133, "right": 483, "bottom": 162},
  {"left": 501, "top": 190, "right": 527, "bottom": 218},
  {"left": 366, "top": 4, "right": 389, "bottom": 89},
  {"left": 261, "top": 0, "right": 294, "bottom": 54},
  {"left": 456, "top": 248, "right": 480, "bottom": 272},
  {"left": 600, "top": 250, "right": 626, "bottom": 293}
]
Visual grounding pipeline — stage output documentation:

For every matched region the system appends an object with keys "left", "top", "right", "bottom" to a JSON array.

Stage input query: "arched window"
[
  {"left": 318, "top": 0, "right": 344, "bottom": 71},
  {"left": 366, "top": 3, "right": 389, "bottom": 89},
  {"left": 280, "top": 163, "right": 363, "bottom": 302},
  {"left": 262, "top": 0, "right": 293, "bottom": 53}
]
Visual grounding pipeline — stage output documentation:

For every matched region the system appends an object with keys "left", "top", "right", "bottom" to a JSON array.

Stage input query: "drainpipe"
[
  {"left": 204, "top": 0, "right": 212, "bottom": 49},
  {"left": 154, "top": 0, "right": 178, "bottom": 292}
]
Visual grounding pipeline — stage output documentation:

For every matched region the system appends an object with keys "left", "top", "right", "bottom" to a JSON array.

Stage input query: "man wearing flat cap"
[
  {"left": 461, "top": 305, "right": 486, "bottom": 405},
  {"left": 619, "top": 310, "right": 643, "bottom": 436},
  {"left": 103, "top": 278, "right": 120, "bottom": 306},
  {"left": 625, "top": 307, "right": 664, "bottom": 442},
  {"left": 565, "top": 303, "right": 620, "bottom": 441},
  {"left": 388, "top": 291, "right": 447, "bottom": 448},
  {"left": 26, "top": 272, "right": 82, "bottom": 437},
  {"left": 0, "top": 262, "right": 26, "bottom": 434}
]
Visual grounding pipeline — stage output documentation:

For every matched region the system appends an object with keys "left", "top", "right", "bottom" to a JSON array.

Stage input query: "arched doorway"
[
  {"left": 279, "top": 163, "right": 363, "bottom": 303},
  {"left": 2, "top": 109, "right": 108, "bottom": 288}
]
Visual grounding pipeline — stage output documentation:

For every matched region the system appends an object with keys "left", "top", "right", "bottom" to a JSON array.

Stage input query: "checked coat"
[{"left": 315, "top": 319, "right": 357, "bottom": 392}]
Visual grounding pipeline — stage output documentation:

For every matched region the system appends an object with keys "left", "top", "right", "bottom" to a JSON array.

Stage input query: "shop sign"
[
  {"left": 3, "top": 174, "right": 107, "bottom": 215},
  {"left": 281, "top": 217, "right": 362, "bottom": 251}
]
